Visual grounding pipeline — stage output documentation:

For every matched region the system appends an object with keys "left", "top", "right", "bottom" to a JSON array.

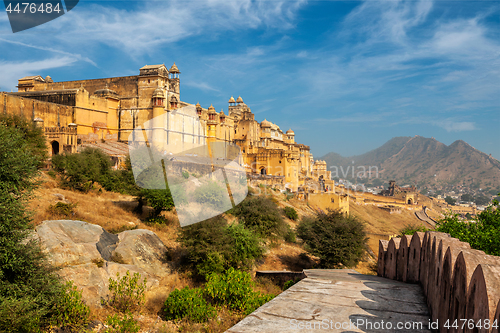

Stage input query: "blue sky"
[{"left": 1, "top": 0, "right": 499, "bottom": 159}]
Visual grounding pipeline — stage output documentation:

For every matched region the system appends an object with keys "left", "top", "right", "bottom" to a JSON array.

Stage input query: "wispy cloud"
[
  {"left": 2, "top": 0, "right": 307, "bottom": 52},
  {"left": 0, "top": 57, "right": 77, "bottom": 91},
  {"left": 439, "top": 120, "right": 477, "bottom": 132},
  {"left": 183, "top": 81, "right": 220, "bottom": 93},
  {"left": 0, "top": 38, "right": 97, "bottom": 66}
]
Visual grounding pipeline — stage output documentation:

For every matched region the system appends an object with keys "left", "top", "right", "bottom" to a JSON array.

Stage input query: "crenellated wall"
[{"left": 379, "top": 231, "right": 500, "bottom": 333}]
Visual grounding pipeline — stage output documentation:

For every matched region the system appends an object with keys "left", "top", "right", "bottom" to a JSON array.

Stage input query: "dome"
[
  {"left": 152, "top": 88, "right": 165, "bottom": 99},
  {"left": 286, "top": 129, "right": 295, "bottom": 135},
  {"left": 169, "top": 62, "right": 180, "bottom": 73},
  {"left": 228, "top": 96, "right": 235, "bottom": 103},
  {"left": 44, "top": 76, "right": 53, "bottom": 83},
  {"left": 236, "top": 96, "right": 243, "bottom": 103},
  {"left": 220, "top": 109, "right": 225, "bottom": 115},
  {"left": 261, "top": 119, "right": 271, "bottom": 128},
  {"left": 195, "top": 102, "right": 201, "bottom": 108},
  {"left": 208, "top": 104, "right": 216, "bottom": 113}
]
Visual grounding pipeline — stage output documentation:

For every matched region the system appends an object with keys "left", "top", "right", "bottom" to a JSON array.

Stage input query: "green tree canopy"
[
  {"left": 297, "top": 209, "right": 367, "bottom": 268},
  {"left": 445, "top": 196, "right": 456, "bottom": 205}
]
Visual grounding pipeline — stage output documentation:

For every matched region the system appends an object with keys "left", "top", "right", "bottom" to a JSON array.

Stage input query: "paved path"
[{"left": 227, "top": 269, "right": 433, "bottom": 333}]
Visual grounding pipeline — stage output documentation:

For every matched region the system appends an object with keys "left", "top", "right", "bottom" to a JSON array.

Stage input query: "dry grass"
[
  {"left": 256, "top": 241, "right": 319, "bottom": 272},
  {"left": 30, "top": 171, "right": 441, "bottom": 332}
]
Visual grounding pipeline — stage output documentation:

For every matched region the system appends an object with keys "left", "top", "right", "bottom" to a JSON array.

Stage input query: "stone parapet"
[{"left": 378, "top": 231, "right": 500, "bottom": 332}]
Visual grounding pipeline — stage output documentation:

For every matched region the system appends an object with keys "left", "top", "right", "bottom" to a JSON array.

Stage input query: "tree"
[
  {"left": 460, "top": 193, "right": 474, "bottom": 202},
  {"left": 0, "top": 122, "right": 65, "bottom": 331},
  {"left": 297, "top": 209, "right": 367, "bottom": 268},
  {"left": 52, "top": 147, "right": 112, "bottom": 192},
  {"left": 178, "top": 216, "right": 264, "bottom": 278},
  {"left": 138, "top": 188, "right": 175, "bottom": 217},
  {"left": 436, "top": 194, "right": 500, "bottom": 256},
  {"left": 230, "top": 196, "right": 289, "bottom": 240},
  {"left": 445, "top": 196, "right": 456, "bottom": 205},
  {"left": 474, "top": 194, "right": 490, "bottom": 206}
]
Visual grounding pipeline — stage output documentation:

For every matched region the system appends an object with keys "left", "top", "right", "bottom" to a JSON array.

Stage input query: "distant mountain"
[{"left": 318, "top": 136, "right": 500, "bottom": 191}]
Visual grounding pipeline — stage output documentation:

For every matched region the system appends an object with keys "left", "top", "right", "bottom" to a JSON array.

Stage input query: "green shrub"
[
  {"left": 398, "top": 223, "right": 428, "bottom": 237},
  {"left": 283, "top": 207, "right": 298, "bottom": 221},
  {"left": 164, "top": 287, "right": 216, "bottom": 322},
  {"left": 107, "top": 271, "right": 147, "bottom": 312},
  {"left": 52, "top": 151, "right": 140, "bottom": 195},
  {"left": 204, "top": 268, "right": 275, "bottom": 315},
  {"left": 283, "top": 280, "right": 296, "bottom": 290},
  {"left": 194, "top": 181, "right": 230, "bottom": 210},
  {"left": 0, "top": 296, "right": 46, "bottom": 333},
  {"left": 196, "top": 251, "right": 226, "bottom": 278},
  {"left": 52, "top": 147, "right": 112, "bottom": 192},
  {"left": 436, "top": 196, "right": 500, "bottom": 256},
  {"left": 297, "top": 209, "right": 368, "bottom": 268},
  {"left": 179, "top": 217, "right": 264, "bottom": 278},
  {"left": 231, "top": 196, "right": 288, "bottom": 239},
  {"left": 105, "top": 313, "right": 140, "bottom": 333},
  {"left": 52, "top": 281, "right": 90, "bottom": 329},
  {"left": 47, "top": 202, "right": 77, "bottom": 217},
  {"left": 138, "top": 188, "right": 175, "bottom": 216},
  {"left": 0, "top": 114, "right": 47, "bottom": 168},
  {"left": 182, "top": 170, "right": 190, "bottom": 179}
]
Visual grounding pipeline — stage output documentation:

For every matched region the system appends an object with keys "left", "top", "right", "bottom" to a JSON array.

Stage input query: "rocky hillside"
[{"left": 319, "top": 136, "right": 500, "bottom": 190}]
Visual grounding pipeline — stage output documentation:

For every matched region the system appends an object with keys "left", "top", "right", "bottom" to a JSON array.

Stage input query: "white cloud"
[
  {"left": 0, "top": 57, "right": 77, "bottom": 91},
  {"left": 183, "top": 81, "right": 220, "bottom": 93},
  {"left": 440, "top": 121, "right": 477, "bottom": 132},
  {"left": 5, "top": 0, "right": 307, "bottom": 52}
]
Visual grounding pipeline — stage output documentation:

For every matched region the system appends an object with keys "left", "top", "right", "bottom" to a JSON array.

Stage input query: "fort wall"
[{"left": 379, "top": 231, "right": 500, "bottom": 332}]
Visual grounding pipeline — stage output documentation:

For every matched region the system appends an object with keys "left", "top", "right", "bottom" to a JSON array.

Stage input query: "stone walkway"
[{"left": 227, "top": 269, "right": 434, "bottom": 333}]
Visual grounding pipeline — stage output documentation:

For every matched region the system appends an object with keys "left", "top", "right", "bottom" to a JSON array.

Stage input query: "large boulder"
[
  {"left": 36, "top": 220, "right": 169, "bottom": 307},
  {"left": 112, "top": 229, "right": 170, "bottom": 277}
]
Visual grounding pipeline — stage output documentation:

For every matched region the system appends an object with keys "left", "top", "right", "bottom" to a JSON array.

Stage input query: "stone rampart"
[{"left": 378, "top": 231, "right": 500, "bottom": 332}]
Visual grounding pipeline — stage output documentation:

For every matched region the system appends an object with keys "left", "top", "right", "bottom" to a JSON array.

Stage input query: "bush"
[
  {"left": 182, "top": 170, "right": 190, "bottom": 179},
  {"left": 297, "top": 209, "right": 367, "bottom": 268},
  {"left": 436, "top": 196, "right": 500, "bottom": 256},
  {"left": 52, "top": 151, "right": 140, "bottom": 195},
  {"left": 204, "top": 268, "right": 275, "bottom": 315},
  {"left": 52, "top": 281, "right": 90, "bottom": 329},
  {"left": 178, "top": 216, "right": 264, "bottom": 278},
  {"left": 283, "top": 280, "right": 296, "bottom": 290},
  {"left": 164, "top": 287, "right": 216, "bottom": 323},
  {"left": 52, "top": 147, "right": 112, "bottom": 192},
  {"left": 138, "top": 188, "right": 175, "bottom": 216},
  {"left": 283, "top": 207, "right": 298, "bottom": 221},
  {"left": 231, "top": 196, "right": 288, "bottom": 240},
  {"left": 107, "top": 271, "right": 147, "bottom": 312},
  {"left": 47, "top": 202, "right": 77, "bottom": 217},
  {"left": 105, "top": 313, "right": 140, "bottom": 333},
  {"left": 0, "top": 114, "right": 47, "bottom": 168},
  {"left": 194, "top": 181, "right": 230, "bottom": 210}
]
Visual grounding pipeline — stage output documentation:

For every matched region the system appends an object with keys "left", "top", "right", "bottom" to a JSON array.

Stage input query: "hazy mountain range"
[{"left": 318, "top": 136, "right": 500, "bottom": 192}]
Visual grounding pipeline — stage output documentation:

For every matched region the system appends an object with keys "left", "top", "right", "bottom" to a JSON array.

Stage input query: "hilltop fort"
[{"left": 1, "top": 63, "right": 334, "bottom": 195}]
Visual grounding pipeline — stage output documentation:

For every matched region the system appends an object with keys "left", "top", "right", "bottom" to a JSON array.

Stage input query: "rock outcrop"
[{"left": 36, "top": 220, "right": 170, "bottom": 306}]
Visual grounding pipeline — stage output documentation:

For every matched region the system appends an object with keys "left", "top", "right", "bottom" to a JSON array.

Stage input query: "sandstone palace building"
[{"left": 0, "top": 63, "right": 335, "bottom": 192}]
